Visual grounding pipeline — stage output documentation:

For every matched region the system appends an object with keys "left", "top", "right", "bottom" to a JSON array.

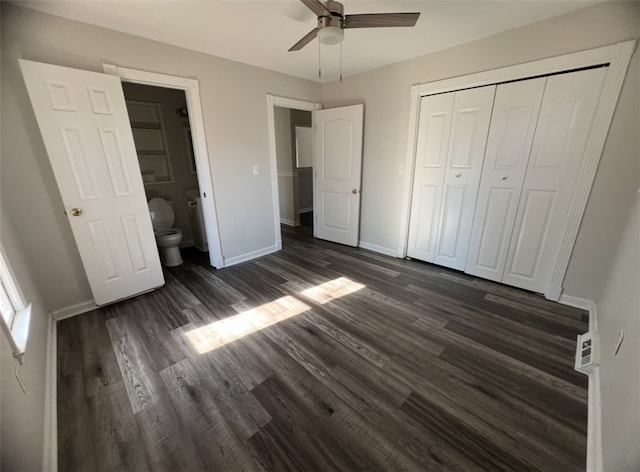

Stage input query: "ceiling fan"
[{"left": 288, "top": 0, "right": 421, "bottom": 51}]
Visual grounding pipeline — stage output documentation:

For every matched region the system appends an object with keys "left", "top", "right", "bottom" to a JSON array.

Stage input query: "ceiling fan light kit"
[{"left": 289, "top": 0, "right": 420, "bottom": 80}]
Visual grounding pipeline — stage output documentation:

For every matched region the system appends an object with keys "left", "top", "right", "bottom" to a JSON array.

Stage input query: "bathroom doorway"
[{"left": 121, "top": 82, "right": 210, "bottom": 261}]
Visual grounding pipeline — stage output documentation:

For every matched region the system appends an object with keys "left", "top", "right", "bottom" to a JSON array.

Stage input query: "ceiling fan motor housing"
[{"left": 317, "top": 1, "right": 344, "bottom": 29}]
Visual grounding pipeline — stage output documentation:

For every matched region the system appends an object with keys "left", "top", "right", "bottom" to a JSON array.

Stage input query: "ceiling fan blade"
[
  {"left": 300, "top": 0, "right": 330, "bottom": 17},
  {"left": 344, "top": 12, "right": 420, "bottom": 29},
  {"left": 288, "top": 28, "right": 319, "bottom": 51}
]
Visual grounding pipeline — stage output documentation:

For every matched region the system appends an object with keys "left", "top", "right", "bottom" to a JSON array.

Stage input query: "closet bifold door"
[
  {"left": 406, "top": 93, "right": 455, "bottom": 262},
  {"left": 465, "top": 77, "right": 546, "bottom": 281},
  {"left": 407, "top": 86, "right": 495, "bottom": 269},
  {"left": 502, "top": 67, "right": 607, "bottom": 293}
]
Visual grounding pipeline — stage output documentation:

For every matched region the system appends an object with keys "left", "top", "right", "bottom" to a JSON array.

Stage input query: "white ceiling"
[{"left": 21, "top": 0, "right": 600, "bottom": 82}]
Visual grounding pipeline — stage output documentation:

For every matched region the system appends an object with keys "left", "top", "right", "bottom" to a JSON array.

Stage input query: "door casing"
[{"left": 103, "top": 63, "right": 225, "bottom": 269}]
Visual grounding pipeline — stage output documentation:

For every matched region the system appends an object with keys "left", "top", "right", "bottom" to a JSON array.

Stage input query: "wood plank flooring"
[{"left": 57, "top": 222, "right": 589, "bottom": 471}]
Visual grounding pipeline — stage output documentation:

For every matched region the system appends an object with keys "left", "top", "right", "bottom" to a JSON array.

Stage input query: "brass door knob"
[
  {"left": 352, "top": 189, "right": 358, "bottom": 195},
  {"left": 70, "top": 208, "right": 82, "bottom": 217}
]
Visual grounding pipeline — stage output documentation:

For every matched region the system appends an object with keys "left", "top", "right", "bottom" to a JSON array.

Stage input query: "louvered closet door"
[
  {"left": 432, "top": 86, "right": 496, "bottom": 270},
  {"left": 465, "top": 78, "right": 546, "bottom": 281},
  {"left": 407, "top": 93, "right": 455, "bottom": 262},
  {"left": 502, "top": 67, "right": 607, "bottom": 293}
]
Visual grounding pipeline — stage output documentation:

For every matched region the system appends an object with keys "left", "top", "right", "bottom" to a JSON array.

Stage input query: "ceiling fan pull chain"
[
  {"left": 318, "top": 38, "right": 322, "bottom": 78},
  {"left": 340, "top": 41, "right": 343, "bottom": 82}
]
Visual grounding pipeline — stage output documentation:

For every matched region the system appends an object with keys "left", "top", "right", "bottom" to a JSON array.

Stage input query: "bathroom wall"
[
  {"left": 121, "top": 82, "right": 199, "bottom": 245},
  {"left": 275, "top": 106, "right": 297, "bottom": 226},
  {"left": 291, "top": 109, "right": 313, "bottom": 214}
]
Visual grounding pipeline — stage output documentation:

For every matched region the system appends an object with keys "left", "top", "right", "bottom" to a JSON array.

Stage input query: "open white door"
[
  {"left": 20, "top": 60, "right": 164, "bottom": 305},
  {"left": 313, "top": 104, "right": 363, "bottom": 247}
]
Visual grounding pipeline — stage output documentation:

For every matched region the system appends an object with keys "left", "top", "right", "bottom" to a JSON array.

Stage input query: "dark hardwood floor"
[{"left": 57, "top": 223, "right": 589, "bottom": 471}]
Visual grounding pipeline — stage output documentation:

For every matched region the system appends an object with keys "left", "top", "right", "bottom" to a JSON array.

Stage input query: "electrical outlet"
[
  {"left": 252, "top": 165, "right": 259, "bottom": 176},
  {"left": 398, "top": 164, "right": 405, "bottom": 174}
]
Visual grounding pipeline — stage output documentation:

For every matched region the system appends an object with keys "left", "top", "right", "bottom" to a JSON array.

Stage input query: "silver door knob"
[
  {"left": 501, "top": 176, "right": 509, "bottom": 181},
  {"left": 456, "top": 173, "right": 462, "bottom": 178}
]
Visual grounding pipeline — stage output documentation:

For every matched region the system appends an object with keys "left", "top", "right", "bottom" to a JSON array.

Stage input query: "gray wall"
[
  {"left": 1, "top": 3, "right": 322, "bottom": 311},
  {"left": 121, "top": 82, "right": 200, "bottom": 244},
  {"left": 275, "top": 106, "right": 296, "bottom": 225},
  {"left": 291, "top": 109, "right": 313, "bottom": 214}
]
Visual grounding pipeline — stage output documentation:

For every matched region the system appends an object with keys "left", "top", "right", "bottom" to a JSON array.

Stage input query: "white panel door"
[
  {"left": 465, "top": 77, "right": 546, "bottom": 281},
  {"left": 20, "top": 60, "right": 164, "bottom": 305},
  {"left": 502, "top": 67, "right": 606, "bottom": 292},
  {"left": 407, "top": 93, "right": 455, "bottom": 262},
  {"left": 432, "top": 86, "right": 496, "bottom": 270},
  {"left": 314, "top": 104, "right": 363, "bottom": 246}
]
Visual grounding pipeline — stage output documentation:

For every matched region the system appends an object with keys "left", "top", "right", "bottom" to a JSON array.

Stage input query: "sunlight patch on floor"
[
  {"left": 185, "top": 295, "right": 310, "bottom": 354},
  {"left": 300, "top": 276, "right": 365, "bottom": 304}
]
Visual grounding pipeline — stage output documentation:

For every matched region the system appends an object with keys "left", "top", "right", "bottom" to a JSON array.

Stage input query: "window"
[{"left": 0, "top": 243, "right": 32, "bottom": 363}]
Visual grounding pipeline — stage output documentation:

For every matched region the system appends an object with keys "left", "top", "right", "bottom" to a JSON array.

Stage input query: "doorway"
[
  {"left": 273, "top": 105, "right": 314, "bottom": 241},
  {"left": 266, "top": 95, "right": 321, "bottom": 250},
  {"left": 121, "top": 83, "right": 209, "bottom": 258},
  {"left": 104, "top": 64, "right": 224, "bottom": 268}
]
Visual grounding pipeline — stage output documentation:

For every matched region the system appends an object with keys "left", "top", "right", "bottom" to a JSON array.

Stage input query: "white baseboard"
[
  {"left": 561, "top": 294, "right": 601, "bottom": 472},
  {"left": 224, "top": 244, "right": 278, "bottom": 267},
  {"left": 299, "top": 207, "right": 313, "bottom": 214},
  {"left": 42, "top": 314, "right": 57, "bottom": 472},
  {"left": 587, "top": 365, "right": 603, "bottom": 472},
  {"left": 50, "top": 300, "right": 97, "bottom": 321},
  {"left": 358, "top": 241, "right": 398, "bottom": 258},
  {"left": 280, "top": 218, "right": 301, "bottom": 227}
]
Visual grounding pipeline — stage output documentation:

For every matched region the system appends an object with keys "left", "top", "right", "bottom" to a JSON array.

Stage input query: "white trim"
[
  {"left": 397, "top": 85, "right": 421, "bottom": 258},
  {"left": 358, "top": 241, "right": 398, "bottom": 258},
  {"left": 559, "top": 293, "right": 596, "bottom": 317},
  {"left": 587, "top": 365, "right": 603, "bottom": 472},
  {"left": 266, "top": 94, "right": 322, "bottom": 251},
  {"left": 223, "top": 244, "right": 278, "bottom": 267},
  {"left": 299, "top": 207, "right": 313, "bottom": 214},
  {"left": 561, "top": 294, "right": 601, "bottom": 472},
  {"left": 50, "top": 300, "right": 97, "bottom": 321},
  {"left": 400, "top": 40, "right": 637, "bottom": 295},
  {"left": 277, "top": 171, "right": 298, "bottom": 178},
  {"left": 42, "top": 314, "right": 57, "bottom": 472},
  {"left": 280, "top": 218, "right": 301, "bottom": 227},
  {"left": 103, "top": 63, "right": 225, "bottom": 269}
]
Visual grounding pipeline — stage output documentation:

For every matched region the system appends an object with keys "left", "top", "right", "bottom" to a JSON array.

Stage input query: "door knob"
[
  {"left": 456, "top": 173, "right": 462, "bottom": 178},
  {"left": 352, "top": 189, "right": 358, "bottom": 195},
  {"left": 501, "top": 176, "right": 509, "bottom": 181},
  {"left": 70, "top": 208, "right": 82, "bottom": 217}
]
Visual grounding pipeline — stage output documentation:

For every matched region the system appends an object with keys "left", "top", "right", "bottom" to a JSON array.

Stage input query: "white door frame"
[
  {"left": 103, "top": 63, "right": 224, "bottom": 268},
  {"left": 398, "top": 40, "right": 636, "bottom": 301},
  {"left": 266, "top": 94, "right": 322, "bottom": 250}
]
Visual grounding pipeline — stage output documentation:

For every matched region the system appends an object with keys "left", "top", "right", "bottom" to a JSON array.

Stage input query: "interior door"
[
  {"left": 313, "top": 104, "right": 363, "bottom": 246},
  {"left": 432, "top": 86, "right": 496, "bottom": 270},
  {"left": 465, "top": 77, "right": 546, "bottom": 281},
  {"left": 20, "top": 60, "right": 164, "bottom": 305},
  {"left": 407, "top": 93, "right": 455, "bottom": 262},
  {"left": 502, "top": 67, "right": 606, "bottom": 293}
]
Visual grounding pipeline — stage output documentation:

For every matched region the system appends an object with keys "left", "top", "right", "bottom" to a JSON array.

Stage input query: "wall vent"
[{"left": 575, "top": 332, "right": 597, "bottom": 373}]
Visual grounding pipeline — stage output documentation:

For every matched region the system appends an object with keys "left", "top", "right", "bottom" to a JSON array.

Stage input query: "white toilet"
[{"left": 148, "top": 197, "right": 183, "bottom": 267}]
